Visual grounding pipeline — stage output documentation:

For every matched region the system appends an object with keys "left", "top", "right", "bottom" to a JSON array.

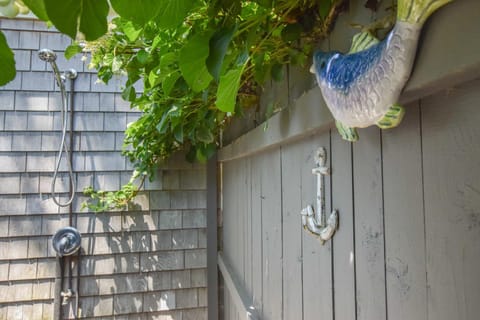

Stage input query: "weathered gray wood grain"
[
  {"left": 222, "top": 161, "right": 238, "bottom": 320},
  {"left": 244, "top": 158, "right": 253, "bottom": 299},
  {"left": 222, "top": 161, "right": 236, "bottom": 275},
  {"left": 280, "top": 141, "right": 305, "bottom": 320},
  {"left": 259, "top": 149, "right": 283, "bottom": 320},
  {"left": 218, "top": 253, "right": 259, "bottom": 320},
  {"left": 421, "top": 79, "right": 480, "bottom": 320},
  {"left": 223, "top": 158, "right": 249, "bottom": 320},
  {"left": 352, "top": 126, "right": 386, "bottom": 320},
  {"left": 402, "top": 0, "right": 480, "bottom": 103},
  {"left": 236, "top": 159, "right": 245, "bottom": 290},
  {"left": 250, "top": 154, "right": 263, "bottom": 315},
  {"left": 224, "top": 283, "right": 230, "bottom": 320},
  {"left": 382, "top": 102, "right": 427, "bottom": 320},
  {"left": 301, "top": 133, "right": 333, "bottom": 320},
  {"left": 331, "top": 132, "right": 356, "bottom": 320},
  {"left": 328, "top": 0, "right": 376, "bottom": 53},
  {"left": 288, "top": 65, "right": 316, "bottom": 107},
  {"left": 223, "top": 159, "right": 244, "bottom": 280},
  {"left": 218, "top": 89, "right": 333, "bottom": 162},
  {"left": 270, "top": 66, "right": 290, "bottom": 112}
]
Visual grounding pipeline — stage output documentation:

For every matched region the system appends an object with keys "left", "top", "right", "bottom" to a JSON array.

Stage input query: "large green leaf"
[
  {"left": 155, "top": 0, "right": 194, "bottom": 29},
  {"left": 179, "top": 33, "right": 213, "bottom": 92},
  {"left": 206, "top": 24, "right": 237, "bottom": 81},
  {"left": 162, "top": 71, "right": 181, "bottom": 96},
  {"left": 43, "top": 0, "right": 79, "bottom": 38},
  {"left": 22, "top": 0, "right": 49, "bottom": 21},
  {"left": 112, "top": 0, "right": 194, "bottom": 27},
  {"left": 43, "top": 0, "right": 109, "bottom": 40},
  {"left": 110, "top": 0, "right": 160, "bottom": 25},
  {"left": 79, "top": 0, "right": 109, "bottom": 41},
  {"left": 216, "top": 63, "right": 247, "bottom": 113},
  {"left": 0, "top": 31, "right": 15, "bottom": 86}
]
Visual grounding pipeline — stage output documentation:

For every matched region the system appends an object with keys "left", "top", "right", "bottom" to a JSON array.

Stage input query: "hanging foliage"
[
  {"left": 80, "top": 1, "right": 347, "bottom": 178},
  {"left": 1, "top": 0, "right": 347, "bottom": 211}
]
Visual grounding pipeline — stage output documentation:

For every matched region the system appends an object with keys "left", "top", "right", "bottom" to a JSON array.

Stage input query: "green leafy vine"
[
  {"left": 82, "top": 0, "right": 346, "bottom": 173},
  {"left": 1, "top": 0, "right": 348, "bottom": 211}
]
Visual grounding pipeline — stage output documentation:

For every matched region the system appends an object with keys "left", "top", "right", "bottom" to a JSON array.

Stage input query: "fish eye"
[{"left": 320, "top": 61, "right": 326, "bottom": 69}]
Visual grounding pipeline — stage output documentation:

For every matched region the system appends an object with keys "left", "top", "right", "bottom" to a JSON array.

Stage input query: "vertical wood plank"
[
  {"left": 331, "top": 132, "right": 356, "bottom": 320},
  {"left": 222, "top": 161, "right": 236, "bottom": 320},
  {"left": 421, "top": 80, "right": 480, "bottom": 320},
  {"left": 302, "top": 133, "right": 334, "bottom": 320},
  {"left": 382, "top": 103, "right": 427, "bottom": 320},
  {"left": 223, "top": 158, "right": 247, "bottom": 319},
  {"left": 222, "top": 161, "right": 234, "bottom": 267},
  {"left": 353, "top": 126, "right": 386, "bottom": 320},
  {"left": 251, "top": 154, "right": 263, "bottom": 316},
  {"left": 207, "top": 155, "right": 218, "bottom": 320},
  {"left": 281, "top": 141, "right": 305, "bottom": 320},
  {"left": 234, "top": 159, "right": 242, "bottom": 283},
  {"left": 260, "top": 148, "right": 283, "bottom": 320},
  {"left": 233, "top": 160, "right": 242, "bottom": 278},
  {"left": 244, "top": 158, "right": 253, "bottom": 298},
  {"left": 287, "top": 65, "right": 314, "bottom": 107},
  {"left": 218, "top": 253, "right": 260, "bottom": 320},
  {"left": 225, "top": 283, "right": 231, "bottom": 320},
  {"left": 238, "top": 158, "right": 246, "bottom": 288},
  {"left": 229, "top": 290, "right": 235, "bottom": 320}
]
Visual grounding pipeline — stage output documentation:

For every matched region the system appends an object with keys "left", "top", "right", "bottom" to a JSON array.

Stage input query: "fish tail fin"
[{"left": 397, "top": 0, "right": 453, "bottom": 25}]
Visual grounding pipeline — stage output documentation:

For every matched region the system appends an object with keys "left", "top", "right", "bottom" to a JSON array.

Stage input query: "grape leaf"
[
  {"left": 43, "top": 0, "right": 109, "bottom": 40},
  {"left": 206, "top": 24, "right": 237, "bottom": 81},
  {"left": 216, "top": 60, "right": 247, "bottom": 113},
  {"left": 179, "top": 33, "right": 213, "bottom": 92},
  {"left": 110, "top": 0, "right": 160, "bottom": 25},
  {"left": 22, "top": 0, "right": 49, "bottom": 21},
  {"left": 0, "top": 31, "right": 15, "bottom": 86}
]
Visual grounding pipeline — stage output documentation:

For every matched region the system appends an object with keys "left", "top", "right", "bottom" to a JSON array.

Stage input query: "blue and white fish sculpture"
[{"left": 311, "top": 0, "right": 453, "bottom": 141}]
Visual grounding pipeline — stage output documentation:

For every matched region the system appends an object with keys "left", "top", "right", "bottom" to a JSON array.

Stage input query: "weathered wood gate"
[{"left": 213, "top": 1, "right": 480, "bottom": 320}]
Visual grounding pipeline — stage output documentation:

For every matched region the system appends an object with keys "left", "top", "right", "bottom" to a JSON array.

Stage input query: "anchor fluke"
[{"left": 301, "top": 206, "right": 338, "bottom": 244}]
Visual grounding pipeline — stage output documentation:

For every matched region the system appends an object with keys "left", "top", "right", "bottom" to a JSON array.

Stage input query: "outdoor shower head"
[{"left": 38, "top": 48, "right": 57, "bottom": 62}]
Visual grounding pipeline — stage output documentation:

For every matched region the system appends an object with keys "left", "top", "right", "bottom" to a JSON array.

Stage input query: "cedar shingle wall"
[{"left": 0, "top": 18, "right": 207, "bottom": 320}]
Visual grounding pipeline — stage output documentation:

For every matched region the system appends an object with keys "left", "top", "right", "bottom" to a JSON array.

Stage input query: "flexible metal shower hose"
[{"left": 49, "top": 63, "right": 76, "bottom": 207}]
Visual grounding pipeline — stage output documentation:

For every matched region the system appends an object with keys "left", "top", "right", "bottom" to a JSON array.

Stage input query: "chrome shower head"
[{"left": 38, "top": 48, "right": 57, "bottom": 62}]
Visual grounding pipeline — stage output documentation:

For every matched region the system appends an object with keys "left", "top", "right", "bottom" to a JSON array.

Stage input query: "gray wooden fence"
[{"left": 216, "top": 0, "right": 480, "bottom": 319}]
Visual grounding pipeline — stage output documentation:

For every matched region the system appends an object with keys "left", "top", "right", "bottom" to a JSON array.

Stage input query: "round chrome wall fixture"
[{"left": 52, "top": 227, "right": 82, "bottom": 256}]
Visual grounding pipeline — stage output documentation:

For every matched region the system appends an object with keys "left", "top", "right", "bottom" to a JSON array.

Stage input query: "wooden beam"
[
  {"left": 402, "top": 0, "right": 480, "bottom": 103},
  {"left": 218, "top": 252, "right": 260, "bottom": 320},
  {"left": 207, "top": 154, "right": 219, "bottom": 320},
  {"left": 218, "top": 0, "right": 480, "bottom": 162}
]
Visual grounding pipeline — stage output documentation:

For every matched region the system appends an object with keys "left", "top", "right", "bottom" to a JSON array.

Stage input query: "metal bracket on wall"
[{"left": 300, "top": 147, "right": 338, "bottom": 244}]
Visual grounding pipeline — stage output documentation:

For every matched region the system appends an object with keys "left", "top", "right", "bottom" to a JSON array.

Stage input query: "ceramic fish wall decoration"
[{"left": 311, "top": 0, "right": 453, "bottom": 141}]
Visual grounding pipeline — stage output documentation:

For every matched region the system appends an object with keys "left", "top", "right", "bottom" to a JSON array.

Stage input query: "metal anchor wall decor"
[{"left": 301, "top": 147, "right": 338, "bottom": 244}]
